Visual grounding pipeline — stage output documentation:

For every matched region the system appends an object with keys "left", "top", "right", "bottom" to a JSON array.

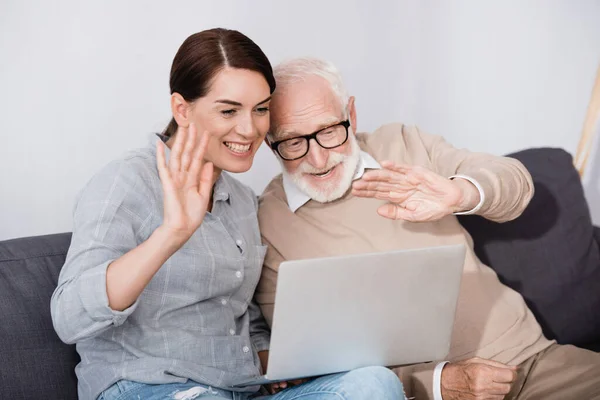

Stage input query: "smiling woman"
[
  {"left": 48, "top": 28, "right": 279, "bottom": 400},
  {"left": 163, "top": 29, "right": 275, "bottom": 176}
]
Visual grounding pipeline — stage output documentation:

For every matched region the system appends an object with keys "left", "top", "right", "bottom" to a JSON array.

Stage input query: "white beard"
[{"left": 282, "top": 136, "right": 361, "bottom": 203}]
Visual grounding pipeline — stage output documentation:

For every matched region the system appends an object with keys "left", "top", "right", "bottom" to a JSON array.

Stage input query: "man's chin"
[{"left": 299, "top": 180, "right": 351, "bottom": 203}]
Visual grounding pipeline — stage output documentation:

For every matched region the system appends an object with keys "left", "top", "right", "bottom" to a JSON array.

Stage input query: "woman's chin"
[{"left": 217, "top": 159, "right": 255, "bottom": 174}]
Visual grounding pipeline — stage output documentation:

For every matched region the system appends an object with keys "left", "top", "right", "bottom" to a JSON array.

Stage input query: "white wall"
[{"left": 1, "top": 0, "right": 599, "bottom": 240}]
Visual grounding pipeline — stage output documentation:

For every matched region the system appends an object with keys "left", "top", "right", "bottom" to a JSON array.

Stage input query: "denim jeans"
[{"left": 98, "top": 366, "right": 405, "bottom": 400}]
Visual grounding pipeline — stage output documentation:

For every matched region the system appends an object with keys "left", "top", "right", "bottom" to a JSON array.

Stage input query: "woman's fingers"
[
  {"left": 180, "top": 123, "right": 197, "bottom": 172},
  {"left": 156, "top": 140, "right": 170, "bottom": 183},
  {"left": 169, "top": 124, "right": 188, "bottom": 172},
  {"left": 187, "top": 128, "right": 211, "bottom": 187},
  {"left": 198, "top": 161, "right": 214, "bottom": 200}
]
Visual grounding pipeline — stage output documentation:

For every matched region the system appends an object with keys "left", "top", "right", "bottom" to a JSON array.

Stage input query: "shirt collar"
[
  {"left": 282, "top": 150, "right": 381, "bottom": 213},
  {"left": 152, "top": 133, "right": 231, "bottom": 205}
]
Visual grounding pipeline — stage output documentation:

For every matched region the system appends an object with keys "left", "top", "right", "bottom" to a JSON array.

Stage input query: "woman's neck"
[{"left": 208, "top": 167, "right": 222, "bottom": 213}]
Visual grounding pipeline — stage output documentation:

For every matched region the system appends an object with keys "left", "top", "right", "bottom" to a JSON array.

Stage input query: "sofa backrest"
[
  {"left": 0, "top": 233, "right": 78, "bottom": 400},
  {"left": 459, "top": 147, "right": 600, "bottom": 350},
  {"left": 0, "top": 148, "right": 598, "bottom": 400}
]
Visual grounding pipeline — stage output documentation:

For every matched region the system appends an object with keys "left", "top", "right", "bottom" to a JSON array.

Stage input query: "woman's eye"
[
  {"left": 221, "top": 109, "right": 236, "bottom": 116},
  {"left": 255, "top": 107, "right": 270, "bottom": 115}
]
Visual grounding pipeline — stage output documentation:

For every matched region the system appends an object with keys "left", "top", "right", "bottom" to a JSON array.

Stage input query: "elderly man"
[{"left": 255, "top": 58, "right": 600, "bottom": 400}]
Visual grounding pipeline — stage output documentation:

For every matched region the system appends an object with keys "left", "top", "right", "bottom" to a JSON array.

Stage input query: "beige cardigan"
[{"left": 256, "top": 123, "right": 553, "bottom": 399}]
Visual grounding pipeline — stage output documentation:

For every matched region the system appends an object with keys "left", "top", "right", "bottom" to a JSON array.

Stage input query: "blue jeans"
[{"left": 98, "top": 366, "right": 405, "bottom": 400}]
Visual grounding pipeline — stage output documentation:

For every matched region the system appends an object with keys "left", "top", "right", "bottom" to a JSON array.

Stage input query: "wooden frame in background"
[{"left": 575, "top": 65, "right": 600, "bottom": 177}]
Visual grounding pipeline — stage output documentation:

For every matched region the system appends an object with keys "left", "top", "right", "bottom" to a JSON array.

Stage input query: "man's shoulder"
[
  {"left": 356, "top": 122, "right": 424, "bottom": 162},
  {"left": 259, "top": 174, "right": 286, "bottom": 209}
]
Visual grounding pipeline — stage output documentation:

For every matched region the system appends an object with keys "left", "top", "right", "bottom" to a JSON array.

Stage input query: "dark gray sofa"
[{"left": 1, "top": 147, "right": 599, "bottom": 399}]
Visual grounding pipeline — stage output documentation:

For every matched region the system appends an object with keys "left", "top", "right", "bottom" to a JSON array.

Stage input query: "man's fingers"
[
  {"left": 352, "top": 188, "right": 413, "bottom": 203},
  {"left": 289, "top": 379, "right": 307, "bottom": 386},
  {"left": 377, "top": 204, "right": 414, "bottom": 221},
  {"left": 489, "top": 382, "right": 513, "bottom": 395},
  {"left": 351, "top": 188, "right": 379, "bottom": 198},
  {"left": 475, "top": 358, "right": 517, "bottom": 371},
  {"left": 380, "top": 160, "right": 413, "bottom": 174},
  {"left": 491, "top": 366, "right": 517, "bottom": 383},
  {"left": 361, "top": 168, "right": 404, "bottom": 184},
  {"left": 352, "top": 180, "right": 408, "bottom": 193}
]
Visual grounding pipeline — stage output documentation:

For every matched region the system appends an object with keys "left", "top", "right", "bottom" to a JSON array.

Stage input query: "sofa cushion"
[
  {"left": 458, "top": 148, "right": 600, "bottom": 350},
  {"left": 0, "top": 233, "right": 78, "bottom": 400}
]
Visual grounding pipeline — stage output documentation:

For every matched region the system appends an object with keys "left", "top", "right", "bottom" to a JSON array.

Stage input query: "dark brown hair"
[{"left": 163, "top": 28, "right": 276, "bottom": 137}]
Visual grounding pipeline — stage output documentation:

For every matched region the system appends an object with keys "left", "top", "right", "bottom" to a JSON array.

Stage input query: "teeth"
[
  {"left": 314, "top": 168, "right": 333, "bottom": 177},
  {"left": 224, "top": 142, "right": 251, "bottom": 153}
]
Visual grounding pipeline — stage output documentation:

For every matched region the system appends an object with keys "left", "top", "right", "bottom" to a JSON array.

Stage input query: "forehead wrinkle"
[{"left": 272, "top": 98, "right": 342, "bottom": 140}]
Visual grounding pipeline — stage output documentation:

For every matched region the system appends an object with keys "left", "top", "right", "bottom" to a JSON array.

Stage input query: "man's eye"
[{"left": 285, "top": 139, "right": 303, "bottom": 148}]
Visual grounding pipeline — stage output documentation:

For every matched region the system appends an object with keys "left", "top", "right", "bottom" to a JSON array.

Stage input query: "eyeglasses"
[{"left": 270, "top": 120, "right": 350, "bottom": 161}]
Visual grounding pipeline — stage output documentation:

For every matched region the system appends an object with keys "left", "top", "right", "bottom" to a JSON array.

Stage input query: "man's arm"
[{"left": 417, "top": 126, "right": 534, "bottom": 223}]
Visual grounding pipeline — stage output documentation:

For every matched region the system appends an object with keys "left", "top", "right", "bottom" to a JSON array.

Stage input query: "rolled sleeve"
[
  {"left": 77, "top": 260, "right": 140, "bottom": 326},
  {"left": 52, "top": 259, "right": 140, "bottom": 344},
  {"left": 50, "top": 160, "right": 150, "bottom": 344}
]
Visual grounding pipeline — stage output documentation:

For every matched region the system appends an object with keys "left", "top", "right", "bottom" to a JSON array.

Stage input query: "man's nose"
[{"left": 305, "top": 138, "right": 328, "bottom": 169}]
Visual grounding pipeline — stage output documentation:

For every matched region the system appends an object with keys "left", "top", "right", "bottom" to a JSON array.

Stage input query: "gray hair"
[{"left": 270, "top": 58, "right": 349, "bottom": 139}]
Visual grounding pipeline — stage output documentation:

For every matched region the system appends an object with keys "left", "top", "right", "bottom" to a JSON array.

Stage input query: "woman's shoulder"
[{"left": 75, "top": 145, "right": 159, "bottom": 211}]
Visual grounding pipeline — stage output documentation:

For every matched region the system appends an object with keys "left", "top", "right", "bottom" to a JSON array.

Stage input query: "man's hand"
[
  {"left": 266, "top": 379, "right": 309, "bottom": 394},
  {"left": 258, "top": 350, "right": 308, "bottom": 394},
  {"left": 351, "top": 161, "right": 480, "bottom": 222},
  {"left": 441, "top": 358, "right": 518, "bottom": 400},
  {"left": 258, "top": 351, "right": 308, "bottom": 394}
]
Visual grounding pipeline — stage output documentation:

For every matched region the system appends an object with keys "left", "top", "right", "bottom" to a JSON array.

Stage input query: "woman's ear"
[{"left": 171, "top": 93, "right": 191, "bottom": 128}]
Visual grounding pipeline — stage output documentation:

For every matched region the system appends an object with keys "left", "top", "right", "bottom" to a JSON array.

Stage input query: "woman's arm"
[{"left": 51, "top": 124, "right": 213, "bottom": 342}]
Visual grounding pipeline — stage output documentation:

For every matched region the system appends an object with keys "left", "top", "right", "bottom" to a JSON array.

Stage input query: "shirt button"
[
  {"left": 236, "top": 239, "right": 243, "bottom": 246},
  {"left": 229, "top": 329, "right": 236, "bottom": 336},
  {"left": 242, "top": 346, "right": 250, "bottom": 353},
  {"left": 235, "top": 271, "right": 242, "bottom": 278},
  {"left": 221, "top": 299, "right": 228, "bottom": 305}
]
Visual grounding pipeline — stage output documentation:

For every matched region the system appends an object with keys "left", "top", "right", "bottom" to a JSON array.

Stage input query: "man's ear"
[
  {"left": 171, "top": 93, "right": 191, "bottom": 128},
  {"left": 347, "top": 96, "right": 357, "bottom": 133},
  {"left": 264, "top": 131, "right": 277, "bottom": 153}
]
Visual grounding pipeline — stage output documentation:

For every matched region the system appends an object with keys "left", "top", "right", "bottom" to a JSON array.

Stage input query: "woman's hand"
[{"left": 156, "top": 123, "right": 214, "bottom": 245}]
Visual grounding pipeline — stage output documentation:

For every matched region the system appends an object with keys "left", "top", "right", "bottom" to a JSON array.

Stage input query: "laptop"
[{"left": 234, "top": 244, "right": 466, "bottom": 387}]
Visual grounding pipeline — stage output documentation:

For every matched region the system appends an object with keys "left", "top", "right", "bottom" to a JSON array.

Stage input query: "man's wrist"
[
  {"left": 449, "top": 175, "right": 485, "bottom": 215},
  {"left": 433, "top": 361, "right": 449, "bottom": 400}
]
